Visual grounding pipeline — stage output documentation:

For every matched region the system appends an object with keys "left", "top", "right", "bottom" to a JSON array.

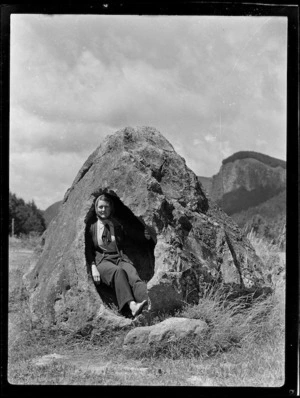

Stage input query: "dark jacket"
[{"left": 85, "top": 216, "right": 149, "bottom": 267}]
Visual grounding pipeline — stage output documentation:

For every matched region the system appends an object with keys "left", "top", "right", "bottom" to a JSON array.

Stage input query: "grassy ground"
[{"left": 7, "top": 234, "right": 285, "bottom": 386}]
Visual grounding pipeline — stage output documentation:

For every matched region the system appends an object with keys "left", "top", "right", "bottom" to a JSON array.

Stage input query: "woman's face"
[{"left": 96, "top": 199, "right": 112, "bottom": 219}]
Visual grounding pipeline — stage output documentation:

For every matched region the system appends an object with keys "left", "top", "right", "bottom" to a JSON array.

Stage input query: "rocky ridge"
[
  {"left": 198, "top": 151, "right": 286, "bottom": 215},
  {"left": 198, "top": 151, "right": 286, "bottom": 243}
]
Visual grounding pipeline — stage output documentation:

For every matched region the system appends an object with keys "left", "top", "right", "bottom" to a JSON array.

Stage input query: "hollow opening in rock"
[{"left": 85, "top": 189, "right": 156, "bottom": 311}]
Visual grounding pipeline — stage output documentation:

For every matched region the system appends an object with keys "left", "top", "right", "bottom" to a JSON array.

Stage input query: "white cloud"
[
  {"left": 10, "top": 149, "right": 86, "bottom": 210},
  {"left": 192, "top": 138, "right": 202, "bottom": 146},
  {"left": 256, "top": 138, "right": 268, "bottom": 150},
  {"left": 9, "top": 14, "right": 287, "bottom": 209},
  {"left": 204, "top": 134, "right": 217, "bottom": 143},
  {"left": 10, "top": 105, "right": 113, "bottom": 155}
]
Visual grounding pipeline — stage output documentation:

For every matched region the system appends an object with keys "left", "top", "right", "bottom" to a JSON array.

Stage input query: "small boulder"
[
  {"left": 123, "top": 326, "right": 153, "bottom": 346},
  {"left": 94, "top": 305, "right": 133, "bottom": 330},
  {"left": 123, "top": 317, "right": 208, "bottom": 348}
]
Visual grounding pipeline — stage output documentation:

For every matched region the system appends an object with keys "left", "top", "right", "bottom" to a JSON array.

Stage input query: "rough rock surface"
[
  {"left": 43, "top": 200, "right": 62, "bottom": 227},
  {"left": 24, "top": 126, "right": 271, "bottom": 332},
  {"left": 123, "top": 317, "right": 208, "bottom": 348}
]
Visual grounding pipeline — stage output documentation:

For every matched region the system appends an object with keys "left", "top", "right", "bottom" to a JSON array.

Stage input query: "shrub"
[
  {"left": 127, "top": 280, "right": 283, "bottom": 361},
  {"left": 9, "top": 192, "right": 46, "bottom": 236},
  {"left": 247, "top": 230, "right": 285, "bottom": 287}
]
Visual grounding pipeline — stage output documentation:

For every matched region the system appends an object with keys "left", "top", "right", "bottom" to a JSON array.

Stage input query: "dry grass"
[
  {"left": 7, "top": 233, "right": 285, "bottom": 386},
  {"left": 247, "top": 229, "right": 285, "bottom": 287},
  {"left": 126, "top": 284, "right": 284, "bottom": 364}
]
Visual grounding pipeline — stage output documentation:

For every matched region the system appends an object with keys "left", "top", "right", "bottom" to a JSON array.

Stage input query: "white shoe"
[{"left": 130, "top": 300, "right": 148, "bottom": 318}]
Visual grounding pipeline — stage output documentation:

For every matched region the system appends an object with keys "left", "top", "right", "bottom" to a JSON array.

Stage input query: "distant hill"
[
  {"left": 43, "top": 200, "right": 62, "bottom": 227},
  {"left": 197, "top": 176, "right": 212, "bottom": 195},
  {"left": 209, "top": 153, "right": 285, "bottom": 215},
  {"left": 222, "top": 151, "right": 286, "bottom": 169},
  {"left": 198, "top": 151, "right": 286, "bottom": 245}
]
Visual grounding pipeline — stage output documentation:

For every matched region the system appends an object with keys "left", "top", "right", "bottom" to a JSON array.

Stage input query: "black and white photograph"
[{"left": 4, "top": 3, "right": 298, "bottom": 392}]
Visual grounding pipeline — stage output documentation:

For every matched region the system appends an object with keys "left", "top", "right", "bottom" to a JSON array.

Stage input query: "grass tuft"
[
  {"left": 126, "top": 284, "right": 283, "bottom": 362},
  {"left": 247, "top": 230, "right": 285, "bottom": 287},
  {"left": 8, "top": 232, "right": 285, "bottom": 386}
]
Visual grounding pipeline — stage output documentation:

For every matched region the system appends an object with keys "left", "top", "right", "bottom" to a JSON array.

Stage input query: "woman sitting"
[{"left": 86, "top": 193, "right": 151, "bottom": 318}]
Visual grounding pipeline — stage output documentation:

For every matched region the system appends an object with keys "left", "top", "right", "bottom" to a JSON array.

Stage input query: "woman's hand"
[
  {"left": 91, "top": 264, "right": 101, "bottom": 284},
  {"left": 143, "top": 225, "right": 157, "bottom": 243},
  {"left": 144, "top": 226, "right": 151, "bottom": 240}
]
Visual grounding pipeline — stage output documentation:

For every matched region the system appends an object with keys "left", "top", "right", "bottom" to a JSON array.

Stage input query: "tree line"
[{"left": 9, "top": 192, "right": 46, "bottom": 236}]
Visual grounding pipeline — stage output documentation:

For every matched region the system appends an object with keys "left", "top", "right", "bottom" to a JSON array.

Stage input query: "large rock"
[
  {"left": 123, "top": 317, "right": 208, "bottom": 348},
  {"left": 24, "top": 126, "right": 271, "bottom": 332}
]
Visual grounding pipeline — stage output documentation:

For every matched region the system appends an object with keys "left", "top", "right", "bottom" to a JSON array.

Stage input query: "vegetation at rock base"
[
  {"left": 9, "top": 192, "right": 46, "bottom": 236},
  {"left": 7, "top": 232, "right": 285, "bottom": 387},
  {"left": 222, "top": 151, "right": 286, "bottom": 169},
  {"left": 127, "top": 279, "right": 284, "bottom": 363},
  {"left": 232, "top": 191, "right": 286, "bottom": 248}
]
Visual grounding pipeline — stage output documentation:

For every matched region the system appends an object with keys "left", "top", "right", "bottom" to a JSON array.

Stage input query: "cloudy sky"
[{"left": 10, "top": 14, "right": 287, "bottom": 210}]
